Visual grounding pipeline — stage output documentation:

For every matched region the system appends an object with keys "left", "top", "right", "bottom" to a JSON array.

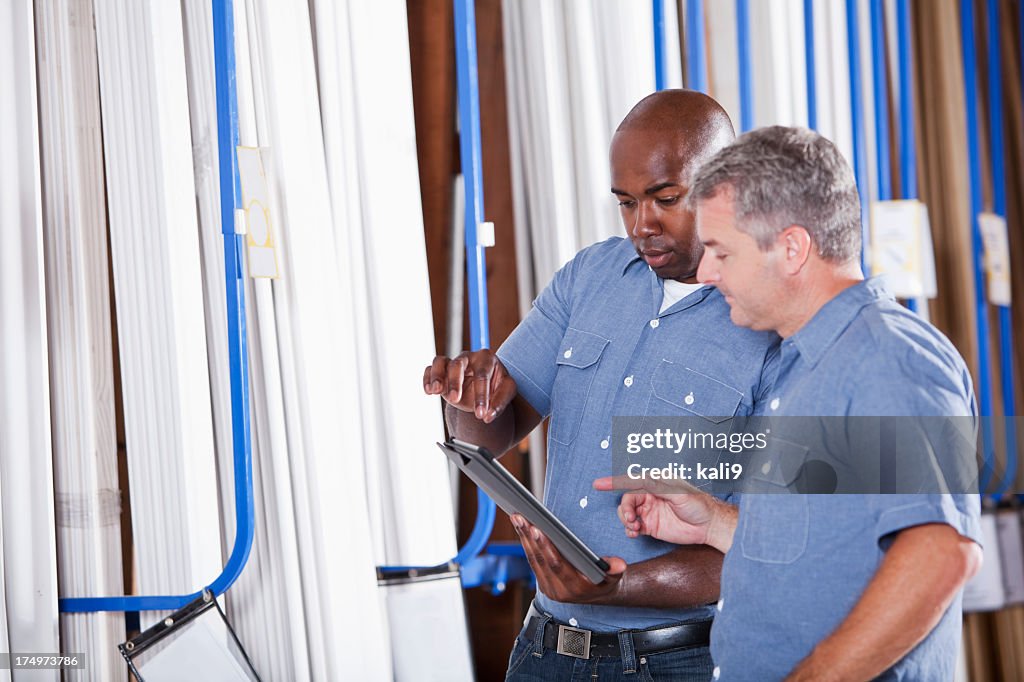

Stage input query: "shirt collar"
[
  {"left": 619, "top": 238, "right": 645, "bottom": 276},
  {"left": 786, "top": 277, "right": 892, "bottom": 367}
]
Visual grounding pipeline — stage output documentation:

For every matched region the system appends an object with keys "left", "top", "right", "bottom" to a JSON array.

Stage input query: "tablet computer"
[{"left": 439, "top": 438, "right": 610, "bottom": 584}]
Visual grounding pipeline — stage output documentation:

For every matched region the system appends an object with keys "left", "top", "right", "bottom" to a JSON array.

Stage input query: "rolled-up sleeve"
[{"left": 872, "top": 494, "right": 983, "bottom": 547}]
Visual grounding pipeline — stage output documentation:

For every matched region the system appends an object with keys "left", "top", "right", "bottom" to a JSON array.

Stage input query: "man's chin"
[{"left": 728, "top": 307, "right": 757, "bottom": 330}]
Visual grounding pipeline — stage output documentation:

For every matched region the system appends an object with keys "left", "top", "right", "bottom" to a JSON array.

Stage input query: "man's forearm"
[
  {"left": 786, "top": 524, "right": 981, "bottom": 681},
  {"left": 588, "top": 545, "right": 723, "bottom": 609}
]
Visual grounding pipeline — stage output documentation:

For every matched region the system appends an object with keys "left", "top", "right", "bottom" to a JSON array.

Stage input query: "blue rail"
[
  {"left": 804, "top": 0, "right": 817, "bottom": 129},
  {"left": 959, "top": 0, "right": 997, "bottom": 492},
  {"left": 895, "top": 0, "right": 919, "bottom": 314},
  {"left": 451, "top": 0, "right": 497, "bottom": 570},
  {"left": 61, "top": 0, "right": 255, "bottom": 613},
  {"left": 896, "top": 0, "right": 917, "bottom": 202},
  {"left": 846, "top": 0, "right": 870, "bottom": 272},
  {"left": 653, "top": 0, "right": 668, "bottom": 91},
  {"left": 736, "top": 0, "right": 753, "bottom": 131},
  {"left": 986, "top": 0, "right": 1017, "bottom": 495},
  {"left": 869, "top": 0, "right": 891, "bottom": 204},
  {"left": 686, "top": 0, "right": 707, "bottom": 92}
]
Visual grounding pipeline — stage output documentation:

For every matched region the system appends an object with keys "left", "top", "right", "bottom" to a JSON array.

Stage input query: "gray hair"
[{"left": 687, "top": 126, "right": 861, "bottom": 262}]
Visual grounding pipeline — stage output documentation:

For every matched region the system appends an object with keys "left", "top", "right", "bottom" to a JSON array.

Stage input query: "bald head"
[
  {"left": 610, "top": 90, "right": 735, "bottom": 282},
  {"left": 617, "top": 89, "right": 735, "bottom": 154}
]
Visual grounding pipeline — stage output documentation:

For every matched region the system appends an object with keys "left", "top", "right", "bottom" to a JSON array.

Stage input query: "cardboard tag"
[
  {"left": 978, "top": 212, "right": 1011, "bottom": 306},
  {"left": 237, "top": 146, "right": 281, "bottom": 279},
  {"left": 869, "top": 200, "right": 936, "bottom": 299}
]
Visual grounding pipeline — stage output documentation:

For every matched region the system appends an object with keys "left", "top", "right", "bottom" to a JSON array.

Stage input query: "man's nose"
[
  {"left": 696, "top": 252, "right": 716, "bottom": 284},
  {"left": 631, "top": 202, "right": 659, "bottom": 238}
]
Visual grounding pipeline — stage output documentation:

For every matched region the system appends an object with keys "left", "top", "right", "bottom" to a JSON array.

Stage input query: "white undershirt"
[{"left": 660, "top": 279, "right": 704, "bottom": 313}]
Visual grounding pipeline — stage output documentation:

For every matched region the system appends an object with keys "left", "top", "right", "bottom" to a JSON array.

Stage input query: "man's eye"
[
  {"left": 716, "top": 253, "right": 728, "bottom": 261},
  {"left": 656, "top": 196, "right": 679, "bottom": 206},
  {"left": 618, "top": 200, "right": 636, "bottom": 208}
]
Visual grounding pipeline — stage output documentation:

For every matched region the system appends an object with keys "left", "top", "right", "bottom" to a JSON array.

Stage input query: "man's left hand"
[{"left": 510, "top": 513, "right": 627, "bottom": 604}]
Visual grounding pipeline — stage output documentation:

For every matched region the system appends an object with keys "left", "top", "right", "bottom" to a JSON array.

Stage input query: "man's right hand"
[
  {"left": 593, "top": 476, "right": 738, "bottom": 553},
  {"left": 423, "top": 350, "right": 518, "bottom": 424}
]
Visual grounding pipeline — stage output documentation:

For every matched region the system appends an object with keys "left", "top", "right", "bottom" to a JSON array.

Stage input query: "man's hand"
[
  {"left": 593, "top": 476, "right": 738, "bottom": 553},
  {"left": 511, "top": 513, "right": 627, "bottom": 604},
  {"left": 423, "top": 350, "right": 517, "bottom": 423}
]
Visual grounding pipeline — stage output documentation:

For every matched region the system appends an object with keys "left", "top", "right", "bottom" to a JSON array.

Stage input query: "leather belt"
[{"left": 523, "top": 615, "right": 712, "bottom": 660}]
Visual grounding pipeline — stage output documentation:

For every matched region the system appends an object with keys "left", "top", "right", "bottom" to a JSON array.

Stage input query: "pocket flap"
[
  {"left": 651, "top": 362, "right": 743, "bottom": 423},
  {"left": 745, "top": 437, "right": 810, "bottom": 489},
  {"left": 555, "top": 328, "right": 609, "bottom": 370}
]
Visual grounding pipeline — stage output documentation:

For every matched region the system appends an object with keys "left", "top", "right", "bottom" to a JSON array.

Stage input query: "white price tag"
[
  {"left": 237, "top": 146, "right": 281, "bottom": 279},
  {"left": 978, "top": 212, "right": 1011, "bottom": 306},
  {"left": 869, "top": 200, "right": 936, "bottom": 299}
]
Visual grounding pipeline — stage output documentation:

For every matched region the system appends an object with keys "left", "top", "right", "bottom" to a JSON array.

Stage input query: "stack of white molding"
[
  {"left": 92, "top": 0, "right": 222, "bottom": 628},
  {"left": 311, "top": 2, "right": 471, "bottom": 678},
  {"left": 180, "top": 0, "right": 236, "bottom": 552},
  {"left": 0, "top": 0, "right": 61, "bottom": 677},
  {"left": 312, "top": 0, "right": 460, "bottom": 569},
  {"left": 810, "top": 0, "right": 855, "bottom": 165},
  {"left": 0, "top": 516, "right": 8, "bottom": 682},
  {"left": 242, "top": 0, "right": 392, "bottom": 677},
  {"left": 502, "top": 0, "right": 655, "bottom": 308},
  {"left": 34, "top": 1, "right": 126, "bottom": 679}
]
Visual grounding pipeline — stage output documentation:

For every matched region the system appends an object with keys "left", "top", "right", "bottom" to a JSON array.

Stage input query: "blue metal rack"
[
  {"left": 451, "top": 0, "right": 500, "bottom": 576},
  {"left": 804, "top": 0, "right": 817, "bottom": 129},
  {"left": 685, "top": 0, "right": 708, "bottom": 92},
  {"left": 61, "top": 0, "right": 255, "bottom": 614},
  {"left": 736, "top": 0, "right": 754, "bottom": 132},
  {"left": 960, "top": 0, "right": 998, "bottom": 493},
  {"left": 984, "top": 0, "right": 1018, "bottom": 495},
  {"left": 895, "top": 0, "right": 919, "bottom": 314},
  {"left": 846, "top": 0, "right": 871, "bottom": 273},
  {"left": 653, "top": 0, "right": 669, "bottom": 91}
]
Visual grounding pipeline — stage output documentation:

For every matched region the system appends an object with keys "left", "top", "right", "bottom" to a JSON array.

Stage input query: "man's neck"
[{"left": 776, "top": 263, "right": 864, "bottom": 339}]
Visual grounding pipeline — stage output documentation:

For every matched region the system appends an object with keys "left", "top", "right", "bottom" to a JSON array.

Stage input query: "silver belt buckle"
[{"left": 556, "top": 624, "right": 592, "bottom": 660}]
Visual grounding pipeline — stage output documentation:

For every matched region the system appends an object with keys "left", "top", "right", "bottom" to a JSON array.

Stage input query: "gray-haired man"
[{"left": 600, "top": 126, "right": 982, "bottom": 681}]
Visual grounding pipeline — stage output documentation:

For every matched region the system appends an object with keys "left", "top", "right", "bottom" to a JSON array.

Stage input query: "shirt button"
[
  {"left": 713, "top": 666, "right": 721, "bottom": 680},
  {"left": 563, "top": 348, "right": 573, "bottom": 359},
  {"left": 600, "top": 439, "right": 609, "bottom": 449},
  {"left": 761, "top": 461, "right": 772, "bottom": 475},
  {"left": 770, "top": 397, "right": 780, "bottom": 411},
  {"left": 624, "top": 375, "right": 634, "bottom": 387},
  {"left": 684, "top": 392, "right": 695, "bottom": 406},
  {"left": 649, "top": 319, "right": 660, "bottom": 329},
  {"left": 568, "top": 617, "right": 578, "bottom": 627},
  {"left": 717, "top": 599, "right": 723, "bottom": 612}
]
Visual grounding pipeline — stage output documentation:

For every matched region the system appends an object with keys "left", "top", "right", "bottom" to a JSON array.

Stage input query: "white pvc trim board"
[{"left": 34, "top": 0, "right": 126, "bottom": 678}]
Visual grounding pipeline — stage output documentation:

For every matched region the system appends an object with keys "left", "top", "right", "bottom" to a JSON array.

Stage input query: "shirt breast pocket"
[
  {"left": 549, "top": 328, "right": 610, "bottom": 446},
  {"left": 740, "top": 495, "right": 810, "bottom": 565},
  {"left": 648, "top": 362, "right": 743, "bottom": 422},
  {"left": 739, "top": 438, "right": 811, "bottom": 564}
]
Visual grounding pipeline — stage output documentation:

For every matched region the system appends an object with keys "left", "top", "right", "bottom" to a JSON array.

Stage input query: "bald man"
[{"left": 424, "top": 90, "right": 779, "bottom": 681}]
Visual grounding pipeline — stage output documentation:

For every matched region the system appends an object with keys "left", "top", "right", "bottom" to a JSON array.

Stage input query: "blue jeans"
[{"left": 504, "top": 616, "right": 715, "bottom": 681}]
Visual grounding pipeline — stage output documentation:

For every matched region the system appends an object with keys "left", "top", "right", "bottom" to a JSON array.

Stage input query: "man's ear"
[{"left": 779, "top": 225, "right": 812, "bottom": 274}]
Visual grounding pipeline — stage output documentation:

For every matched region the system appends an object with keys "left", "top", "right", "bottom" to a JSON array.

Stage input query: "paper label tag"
[
  {"left": 237, "top": 146, "right": 281, "bottom": 279},
  {"left": 978, "top": 212, "right": 1011, "bottom": 306},
  {"left": 869, "top": 200, "right": 936, "bottom": 299}
]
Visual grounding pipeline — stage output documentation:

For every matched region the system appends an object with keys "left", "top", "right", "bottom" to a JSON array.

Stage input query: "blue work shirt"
[
  {"left": 497, "top": 236, "right": 779, "bottom": 631},
  {"left": 711, "top": 278, "right": 982, "bottom": 681}
]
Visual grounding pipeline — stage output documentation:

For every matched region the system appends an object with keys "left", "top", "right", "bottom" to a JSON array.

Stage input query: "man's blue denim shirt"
[
  {"left": 711, "top": 278, "right": 982, "bottom": 681},
  {"left": 497, "top": 236, "right": 779, "bottom": 631}
]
